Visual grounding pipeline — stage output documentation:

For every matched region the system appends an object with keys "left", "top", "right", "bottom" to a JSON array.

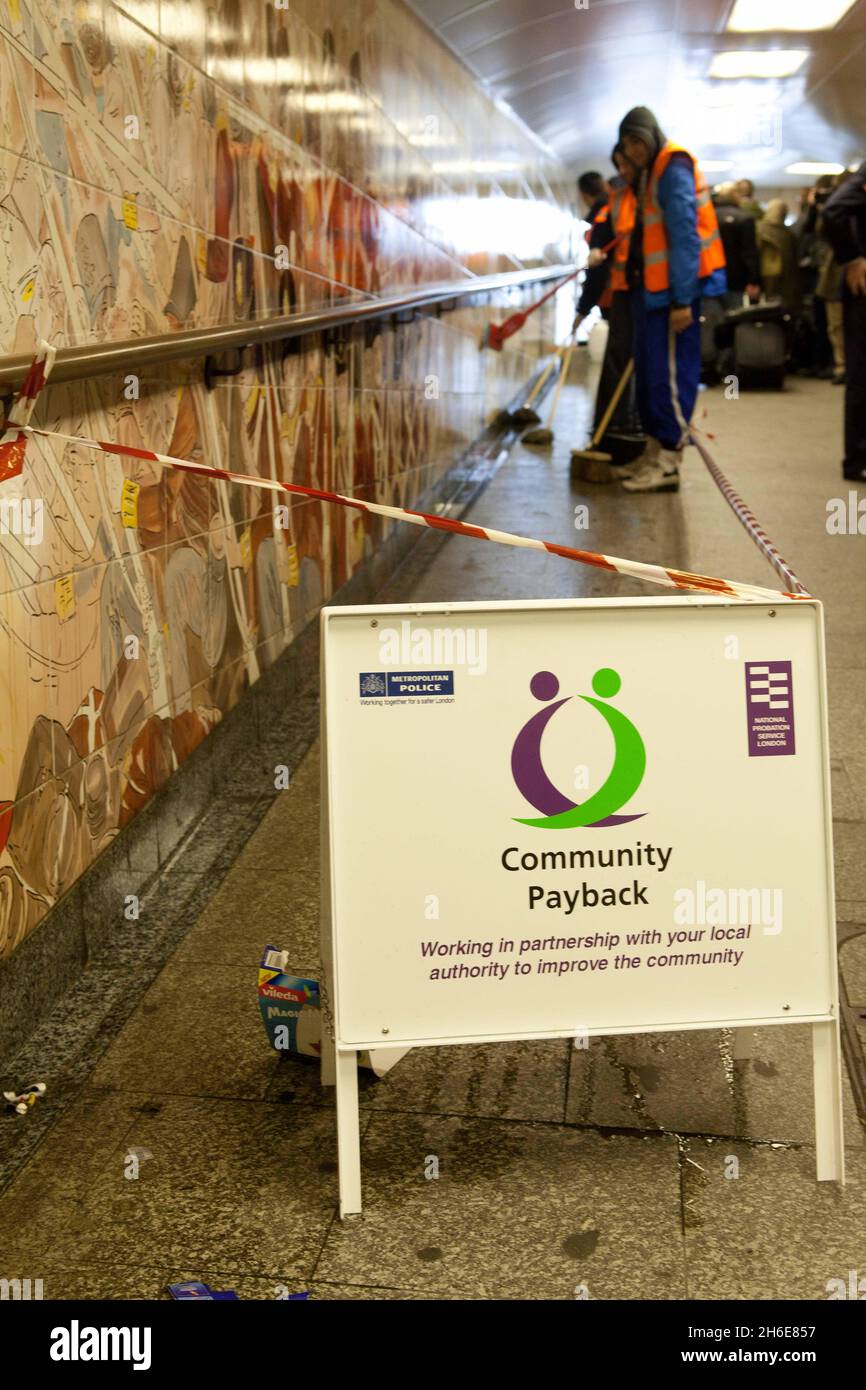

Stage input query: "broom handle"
[
  {"left": 544, "top": 334, "right": 578, "bottom": 428},
  {"left": 527, "top": 268, "right": 578, "bottom": 315},
  {"left": 589, "top": 357, "right": 634, "bottom": 448},
  {"left": 524, "top": 354, "right": 558, "bottom": 407}
]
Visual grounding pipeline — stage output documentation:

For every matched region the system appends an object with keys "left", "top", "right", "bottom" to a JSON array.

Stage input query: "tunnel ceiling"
[{"left": 408, "top": 0, "right": 866, "bottom": 186}]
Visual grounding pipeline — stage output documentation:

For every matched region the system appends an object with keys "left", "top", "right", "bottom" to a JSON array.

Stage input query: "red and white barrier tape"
[
  {"left": 0, "top": 340, "right": 56, "bottom": 483},
  {"left": 689, "top": 429, "right": 810, "bottom": 597},
  {"left": 0, "top": 342, "right": 809, "bottom": 605}
]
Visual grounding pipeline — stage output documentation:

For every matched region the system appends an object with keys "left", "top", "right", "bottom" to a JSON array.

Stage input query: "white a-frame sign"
[{"left": 320, "top": 597, "right": 843, "bottom": 1216}]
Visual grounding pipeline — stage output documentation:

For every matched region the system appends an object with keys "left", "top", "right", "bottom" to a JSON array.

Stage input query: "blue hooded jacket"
[
  {"left": 618, "top": 107, "right": 727, "bottom": 308},
  {"left": 646, "top": 152, "right": 727, "bottom": 309}
]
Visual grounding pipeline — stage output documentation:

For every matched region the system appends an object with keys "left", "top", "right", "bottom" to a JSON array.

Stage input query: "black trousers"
[
  {"left": 811, "top": 293, "right": 834, "bottom": 369},
  {"left": 843, "top": 291, "right": 866, "bottom": 476},
  {"left": 592, "top": 290, "right": 640, "bottom": 436}
]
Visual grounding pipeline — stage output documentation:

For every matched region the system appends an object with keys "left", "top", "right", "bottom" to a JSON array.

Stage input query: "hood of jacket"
[{"left": 617, "top": 106, "right": 667, "bottom": 166}]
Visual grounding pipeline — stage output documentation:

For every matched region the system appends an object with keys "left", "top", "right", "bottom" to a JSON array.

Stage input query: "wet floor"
[{"left": 2, "top": 359, "right": 865, "bottom": 1299}]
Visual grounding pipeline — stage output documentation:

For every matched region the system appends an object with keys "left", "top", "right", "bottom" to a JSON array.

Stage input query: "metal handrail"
[{"left": 0, "top": 264, "right": 574, "bottom": 391}]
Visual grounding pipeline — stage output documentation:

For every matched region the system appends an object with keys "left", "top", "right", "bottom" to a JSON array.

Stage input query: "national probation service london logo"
[{"left": 511, "top": 668, "right": 646, "bottom": 830}]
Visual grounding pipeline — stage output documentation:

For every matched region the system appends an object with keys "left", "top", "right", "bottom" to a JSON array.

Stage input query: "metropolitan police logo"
[{"left": 360, "top": 672, "right": 386, "bottom": 696}]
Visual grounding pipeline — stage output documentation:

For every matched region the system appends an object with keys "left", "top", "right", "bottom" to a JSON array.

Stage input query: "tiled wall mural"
[{"left": 0, "top": 0, "right": 575, "bottom": 958}]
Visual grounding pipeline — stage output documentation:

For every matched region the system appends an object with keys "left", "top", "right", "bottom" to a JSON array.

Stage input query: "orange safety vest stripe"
[
  {"left": 642, "top": 143, "right": 725, "bottom": 294},
  {"left": 584, "top": 202, "right": 609, "bottom": 245},
  {"left": 609, "top": 185, "right": 636, "bottom": 293}
]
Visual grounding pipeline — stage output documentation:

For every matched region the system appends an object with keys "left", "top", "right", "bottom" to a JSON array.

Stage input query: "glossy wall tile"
[{"left": 0, "top": 0, "right": 577, "bottom": 957}]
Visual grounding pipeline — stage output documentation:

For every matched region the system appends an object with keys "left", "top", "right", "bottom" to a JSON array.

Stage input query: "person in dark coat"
[
  {"left": 736, "top": 178, "right": 764, "bottom": 220},
  {"left": 584, "top": 146, "right": 643, "bottom": 449},
  {"left": 574, "top": 170, "right": 612, "bottom": 324},
  {"left": 822, "top": 160, "right": 866, "bottom": 481},
  {"left": 712, "top": 182, "right": 761, "bottom": 308},
  {"left": 815, "top": 180, "right": 847, "bottom": 385},
  {"left": 792, "top": 178, "right": 836, "bottom": 374}
]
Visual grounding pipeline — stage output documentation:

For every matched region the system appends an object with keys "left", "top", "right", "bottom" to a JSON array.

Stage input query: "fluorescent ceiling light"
[
  {"left": 785, "top": 161, "right": 845, "bottom": 175},
  {"left": 727, "top": 0, "right": 856, "bottom": 32},
  {"left": 701, "top": 161, "right": 734, "bottom": 171},
  {"left": 709, "top": 50, "right": 808, "bottom": 78}
]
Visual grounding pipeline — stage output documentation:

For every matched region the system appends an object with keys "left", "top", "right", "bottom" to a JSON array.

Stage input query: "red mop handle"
[
  {"left": 485, "top": 268, "right": 581, "bottom": 350},
  {"left": 526, "top": 268, "right": 578, "bottom": 314},
  {"left": 595, "top": 234, "right": 622, "bottom": 258}
]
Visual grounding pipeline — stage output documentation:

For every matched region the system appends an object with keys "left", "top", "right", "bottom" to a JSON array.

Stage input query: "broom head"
[
  {"left": 570, "top": 448, "right": 613, "bottom": 483},
  {"left": 522, "top": 426, "right": 554, "bottom": 446}
]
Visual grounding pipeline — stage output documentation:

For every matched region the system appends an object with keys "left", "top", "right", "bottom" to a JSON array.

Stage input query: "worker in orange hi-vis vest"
[
  {"left": 616, "top": 106, "right": 727, "bottom": 493},
  {"left": 583, "top": 144, "right": 642, "bottom": 460}
]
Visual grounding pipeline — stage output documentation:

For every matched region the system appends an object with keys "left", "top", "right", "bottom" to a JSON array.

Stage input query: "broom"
[
  {"left": 521, "top": 331, "right": 578, "bottom": 446},
  {"left": 510, "top": 354, "right": 560, "bottom": 427},
  {"left": 481, "top": 269, "right": 578, "bottom": 352},
  {"left": 569, "top": 358, "right": 634, "bottom": 482}
]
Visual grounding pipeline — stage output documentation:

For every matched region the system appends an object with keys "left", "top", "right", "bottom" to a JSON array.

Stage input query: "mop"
[
  {"left": 521, "top": 330, "right": 578, "bottom": 446},
  {"left": 569, "top": 358, "right": 634, "bottom": 482}
]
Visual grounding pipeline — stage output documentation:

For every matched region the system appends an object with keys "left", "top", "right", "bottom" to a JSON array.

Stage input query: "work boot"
[
  {"left": 621, "top": 446, "right": 681, "bottom": 493},
  {"left": 615, "top": 437, "right": 659, "bottom": 481}
]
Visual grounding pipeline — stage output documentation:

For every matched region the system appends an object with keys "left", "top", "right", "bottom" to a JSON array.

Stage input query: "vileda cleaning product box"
[
  {"left": 257, "top": 946, "right": 408, "bottom": 1076},
  {"left": 257, "top": 945, "right": 408, "bottom": 1073},
  {"left": 258, "top": 949, "right": 321, "bottom": 1056}
]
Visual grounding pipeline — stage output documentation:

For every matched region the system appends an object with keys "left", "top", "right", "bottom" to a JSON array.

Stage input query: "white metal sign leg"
[
  {"left": 335, "top": 1048, "right": 363, "bottom": 1217},
  {"left": 812, "top": 1019, "right": 845, "bottom": 1183}
]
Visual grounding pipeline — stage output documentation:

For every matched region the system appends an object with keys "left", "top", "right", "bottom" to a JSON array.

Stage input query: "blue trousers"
[{"left": 632, "top": 293, "right": 702, "bottom": 450}]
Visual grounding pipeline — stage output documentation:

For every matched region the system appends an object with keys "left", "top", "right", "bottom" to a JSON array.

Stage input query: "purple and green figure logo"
[{"left": 511, "top": 668, "right": 646, "bottom": 829}]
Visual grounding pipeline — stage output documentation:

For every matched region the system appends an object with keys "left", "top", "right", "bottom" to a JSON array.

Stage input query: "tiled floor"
[{"left": 1, "top": 362, "right": 865, "bottom": 1299}]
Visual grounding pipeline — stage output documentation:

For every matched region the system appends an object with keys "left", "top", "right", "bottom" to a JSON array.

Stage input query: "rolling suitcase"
[
  {"left": 733, "top": 319, "right": 787, "bottom": 390},
  {"left": 699, "top": 296, "right": 725, "bottom": 383},
  {"left": 715, "top": 297, "right": 790, "bottom": 390}
]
